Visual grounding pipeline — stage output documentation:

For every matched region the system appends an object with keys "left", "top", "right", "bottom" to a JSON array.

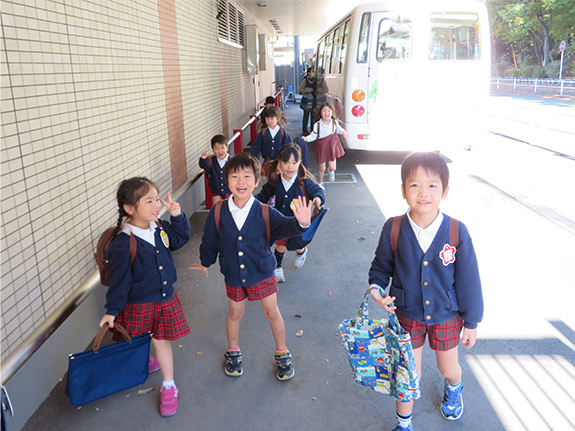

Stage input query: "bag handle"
[
  {"left": 93, "top": 322, "right": 132, "bottom": 352},
  {"left": 357, "top": 285, "right": 402, "bottom": 332}
]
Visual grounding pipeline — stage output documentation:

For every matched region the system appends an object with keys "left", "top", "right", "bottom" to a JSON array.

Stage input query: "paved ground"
[{"left": 21, "top": 99, "right": 575, "bottom": 431}]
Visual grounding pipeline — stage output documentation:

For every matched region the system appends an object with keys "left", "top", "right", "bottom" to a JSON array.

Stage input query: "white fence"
[{"left": 492, "top": 77, "right": 575, "bottom": 96}]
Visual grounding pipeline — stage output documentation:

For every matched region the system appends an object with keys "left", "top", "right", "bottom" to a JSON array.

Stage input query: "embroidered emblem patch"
[
  {"left": 439, "top": 244, "right": 456, "bottom": 266},
  {"left": 160, "top": 230, "right": 169, "bottom": 248}
]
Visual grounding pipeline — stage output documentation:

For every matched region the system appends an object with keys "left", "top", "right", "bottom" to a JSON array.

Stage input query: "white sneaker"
[
  {"left": 274, "top": 267, "right": 285, "bottom": 283},
  {"left": 328, "top": 171, "right": 335, "bottom": 182},
  {"left": 293, "top": 247, "right": 308, "bottom": 269}
]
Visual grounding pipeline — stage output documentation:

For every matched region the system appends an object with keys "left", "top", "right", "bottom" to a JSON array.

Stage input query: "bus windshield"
[{"left": 429, "top": 13, "right": 481, "bottom": 60}]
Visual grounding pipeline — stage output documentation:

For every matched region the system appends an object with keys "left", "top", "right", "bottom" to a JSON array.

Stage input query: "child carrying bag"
[
  {"left": 66, "top": 323, "right": 152, "bottom": 406},
  {"left": 339, "top": 286, "right": 420, "bottom": 402}
]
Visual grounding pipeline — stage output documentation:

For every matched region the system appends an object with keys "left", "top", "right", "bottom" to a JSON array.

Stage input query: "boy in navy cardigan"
[
  {"left": 194, "top": 152, "right": 312, "bottom": 381},
  {"left": 199, "top": 134, "right": 231, "bottom": 204},
  {"left": 250, "top": 106, "right": 292, "bottom": 164},
  {"left": 369, "top": 152, "right": 483, "bottom": 431}
]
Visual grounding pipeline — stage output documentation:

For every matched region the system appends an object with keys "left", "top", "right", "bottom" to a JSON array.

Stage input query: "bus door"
[{"left": 367, "top": 13, "right": 414, "bottom": 149}]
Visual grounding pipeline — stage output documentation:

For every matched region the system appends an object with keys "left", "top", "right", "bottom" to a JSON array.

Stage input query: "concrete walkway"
[{"left": 21, "top": 100, "right": 550, "bottom": 431}]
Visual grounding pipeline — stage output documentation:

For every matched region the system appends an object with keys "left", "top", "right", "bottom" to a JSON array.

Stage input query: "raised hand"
[
  {"left": 201, "top": 150, "right": 209, "bottom": 159},
  {"left": 292, "top": 195, "right": 312, "bottom": 227},
  {"left": 160, "top": 192, "right": 181, "bottom": 217}
]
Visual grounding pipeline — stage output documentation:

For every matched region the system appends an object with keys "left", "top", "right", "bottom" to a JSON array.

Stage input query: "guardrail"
[{"left": 492, "top": 77, "right": 575, "bottom": 96}]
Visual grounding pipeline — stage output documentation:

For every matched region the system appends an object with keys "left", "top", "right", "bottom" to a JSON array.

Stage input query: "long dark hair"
[
  {"left": 267, "top": 144, "right": 316, "bottom": 187},
  {"left": 113, "top": 177, "right": 159, "bottom": 236}
]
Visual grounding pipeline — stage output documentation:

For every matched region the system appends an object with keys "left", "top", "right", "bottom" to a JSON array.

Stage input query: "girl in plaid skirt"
[
  {"left": 99, "top": 177, "right": 191, "bottom": 417},
  {"left": 303, "top": 102, "right": 349, "bottom": 184}
]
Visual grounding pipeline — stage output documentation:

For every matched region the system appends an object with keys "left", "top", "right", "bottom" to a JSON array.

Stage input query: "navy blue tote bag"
[
  {"left": 286, "top": 207, "right": 328, "bottom": 251},
  {"left": 66, "top": 322, "right": 151, "bottom": 406}
]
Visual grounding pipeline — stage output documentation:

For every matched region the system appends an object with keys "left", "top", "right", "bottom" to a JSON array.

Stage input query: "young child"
[
  {"left": 250, "top": 106, "right": 292, "bottom": 167},
  {"left": 193, "top": 152, "right": 312, "bottom": 381},
  {"left": 255, "top": 144, "right": 325, "bottom": 283},
  {"left": 303, "top": 102, "right": 349, "bottom": 184},
  {"left": 199, "top": 134, "right": 231, "bottom": 204},
  {"left": 99, "top": 177, "right": 191, "bottom": 417},
  {"left": 260, "top": 95, "right": 276, "bottom": 128},
  {"left": 368, "top": 152, "right": 483, "bottom": 431}
]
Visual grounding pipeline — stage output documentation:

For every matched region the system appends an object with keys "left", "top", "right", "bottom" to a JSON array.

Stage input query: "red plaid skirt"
[
  {"left": 275, "top": 238, "right": 290, "bottom": 247},
  {"left": 315, "top": 133, "right": 345, "bottom": 164},
  {"left": 113, "top": 293, "right": 190, "bottom": 341},
  {"left": 396, "top": 311, "right": 463, "bottom": 351},
  {"left": 226, "top": 276, "right": 278, "bottom": 302}
]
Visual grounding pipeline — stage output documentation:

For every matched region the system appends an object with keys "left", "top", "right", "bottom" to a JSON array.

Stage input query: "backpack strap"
[
  {"left": 449, "top": 217, "right": 459, "bottom": 248},
  {"left": 390, "top": 215, "right": 459, "bottom": 255},
  {"left": 261, "top": 203, "right": 270, "bottom": 243},
  {"left": 214, "top": 200, "right": 270, "bottom": 243},
  {"left": 129, "top": 233, "right": 137, "bottom": 262},
  {"left": 208, "top": 155, "right": 213, "bottom": 170},
  {"left": 390, "top": 216, "right": 402, "bottom": 255}
]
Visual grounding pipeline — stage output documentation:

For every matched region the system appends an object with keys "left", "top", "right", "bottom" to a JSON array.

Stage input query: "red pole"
[
  {"left": 249, "top": 115, "right": 257, "bottom": 145},
  {"left": 234, "top": 129, "right": 243, "bottom": 154},
  {"left": 204, "top": 173, "right": 213, "bottom": 209},
  {"left": 274, "top": 94, "right": 280, "bottom": 107}
]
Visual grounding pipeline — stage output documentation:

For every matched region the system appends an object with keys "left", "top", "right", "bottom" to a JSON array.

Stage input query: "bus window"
[
  {"left": 429, "top": 13, "right": 480, "bottom": 60},
  {"left": 317, "top": 40, "right": 325, "bottom": 72},
  {"left": 332, "top": 25, "right": 343, "bottom": 74},
  {"left": 356, "top": 12, "right": 371, "bottom": 63},
  {"left": 376, "top": 18, "right": 411, "bottom": 61},
  {"left": 323, "top": 32, "right": 334, "bottom": 75},
  {"left": 339, "top": 20, "right": 350, "bottom": 73}
]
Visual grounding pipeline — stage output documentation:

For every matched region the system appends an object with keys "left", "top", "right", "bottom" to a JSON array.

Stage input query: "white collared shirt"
[
  {"left": 268, "top": 125, "right": 280, "bottom": 139},
  {"left": 123, "top": 221, "right": 158, "bottom": 246},
  {"left": 216, "top": 154, "right": 229, "bottom": 169},
  {"left": 228, "top": 195, "right": 256, "bottom": 231},
  {"left": 281, "top": 172, "right": 297, "bottom": 192},
  {"left": 406, "top": 209, "right": 444, "bottom": 253}
]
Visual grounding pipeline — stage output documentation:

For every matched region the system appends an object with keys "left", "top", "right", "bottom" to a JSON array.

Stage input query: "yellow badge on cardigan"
[{"left": 160, "top": 230, "right": 169, "bottom": 248}]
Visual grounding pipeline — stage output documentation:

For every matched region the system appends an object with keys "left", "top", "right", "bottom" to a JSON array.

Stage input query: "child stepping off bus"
[
  {"left": 192, "top": 153, "right": 312, "bottom": 381},
  {"left": 255, "top": 144, "right": 325, "bottom": 283}
]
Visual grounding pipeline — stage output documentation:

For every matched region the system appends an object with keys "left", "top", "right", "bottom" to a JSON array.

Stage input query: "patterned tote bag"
[{"left": 339, "top": 286, "right": 421, "bottom": 402}]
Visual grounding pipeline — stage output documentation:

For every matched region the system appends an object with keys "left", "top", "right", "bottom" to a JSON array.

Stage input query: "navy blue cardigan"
[
  {"left": 105, "top": 213, "right": 191, "bottom": 316},
  {"left": 199, "top": 156, "right": 231, "bottom": 196},
  {"left": 249, "top": 127, "right": 292, "bottom": 161},
  {"left": 199, "top": 199, "right": 307, "bottom": 286},
  {"left": 255, "top": 178, "right": 325, "bottom": 217},
  {"left": 369, "top": 214, "right": 483, "bottom": 329}
]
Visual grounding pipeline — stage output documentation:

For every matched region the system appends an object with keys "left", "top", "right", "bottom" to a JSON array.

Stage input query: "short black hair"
[
  {"left": 401, "top": 152, "right": 449, "bottom": 191},
  {"left": 265, "top": 96, "right": 275, "bottom": 104},
  {"left": 223, "top": 152, "right": 261, "bottom": 184},
  {"left": 211, "top": 134, "right": 228, "bottom": 148}
]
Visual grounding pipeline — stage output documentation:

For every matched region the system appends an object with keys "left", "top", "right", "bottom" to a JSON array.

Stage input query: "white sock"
[
  {"left": 162, "top": 380, "right": 176, "bottom": 389},
  {"left": 397, "top": 412, "right": 412, "bottom": 428},
  {"left": 447, "top": 379, "right": 462, "bottom": 390}
]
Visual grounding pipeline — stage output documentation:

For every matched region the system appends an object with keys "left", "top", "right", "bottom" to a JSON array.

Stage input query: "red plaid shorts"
[
  {"left": 226, "top": 276, "right": 278, "bottom": 302},
  {"left": 396, "top": 311, "right": 463, "bottom": 351},
  {"left": 113, "top": 293, "right": 190, "bottom": 341},
  {"left": 275, "top": 238, "right": 290, "bottom": 247}
]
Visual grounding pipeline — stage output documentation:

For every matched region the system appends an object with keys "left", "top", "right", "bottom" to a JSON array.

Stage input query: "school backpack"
[
  {"left": 94, "top": 221, "right": 163, "bottom": 286},
  {"left": 390, "top": 215, "right": 459, "bottom": 255},
  {"left": 213, "top": 200, "right": 270, "bottom": 243}
]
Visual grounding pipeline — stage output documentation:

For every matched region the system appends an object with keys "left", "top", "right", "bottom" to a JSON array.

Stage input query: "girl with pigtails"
[{"left": 99, "top": 177, "right": 190, "bottom": 417}]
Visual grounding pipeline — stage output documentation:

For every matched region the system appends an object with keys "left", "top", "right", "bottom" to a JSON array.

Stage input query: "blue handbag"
[
  {"left": 339, "top": 286, "right": 420, "bottom": 402},
  {"left": 66, "top": 323, "right": 151, "bottom": 406}
]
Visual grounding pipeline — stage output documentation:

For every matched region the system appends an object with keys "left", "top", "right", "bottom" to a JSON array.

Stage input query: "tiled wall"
[{"left": 0, "top": 0, "right": 272, "bottom": 363}]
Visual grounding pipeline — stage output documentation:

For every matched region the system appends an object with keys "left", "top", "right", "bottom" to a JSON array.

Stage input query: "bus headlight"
[
  {"left": 351, "top": 105, "right": 365, "bottom": 117},
  {"left": 352, "top": 90, "right": 365, "bottom": 102}
]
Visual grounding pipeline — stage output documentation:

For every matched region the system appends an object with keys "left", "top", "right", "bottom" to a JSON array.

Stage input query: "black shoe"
[
  {"left": 224, "top": 350, "right": 243, "bottom": 377},
  {"left": 275, "top": 350, "right": 295, "bottom": 381}
]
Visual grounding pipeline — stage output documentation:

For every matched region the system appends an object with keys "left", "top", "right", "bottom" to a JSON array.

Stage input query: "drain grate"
[{"left": 325, "top": 173, "right": 357, "bottom": 183}]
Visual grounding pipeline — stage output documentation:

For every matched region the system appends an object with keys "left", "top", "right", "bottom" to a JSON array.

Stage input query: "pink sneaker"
[
  {"left": 148, "top": 356, "right": 160, "bottom": 373},
  {"left": 160, "top": 386, "right": 178, "bottom": 417}
]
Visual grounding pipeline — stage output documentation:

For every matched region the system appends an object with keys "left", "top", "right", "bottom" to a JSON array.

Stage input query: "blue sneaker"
[
  {"left": 392, "top": 424, "right": 413, "bottom": 431},
  {"left": 441, "top": 379, "right": 464, "bottom": 420}
]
